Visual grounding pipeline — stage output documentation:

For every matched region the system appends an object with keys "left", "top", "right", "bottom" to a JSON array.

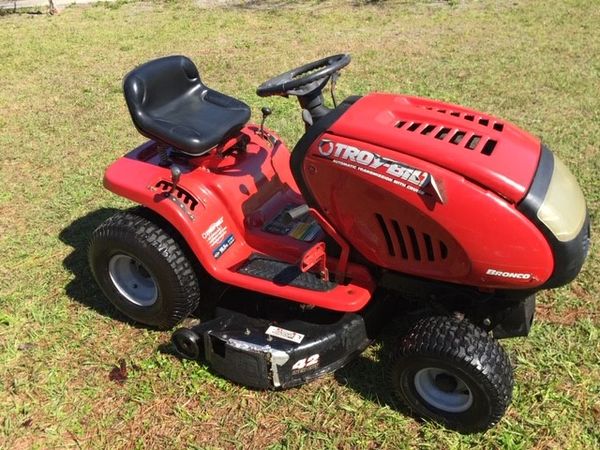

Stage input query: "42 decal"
[{"left": 291, "top": 354, "right": 320, "bottom": 372}]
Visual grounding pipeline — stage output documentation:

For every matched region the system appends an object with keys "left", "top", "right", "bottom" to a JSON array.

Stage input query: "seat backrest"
[{"left": 123, "top": 55, "right": 203, "bottom": 131}]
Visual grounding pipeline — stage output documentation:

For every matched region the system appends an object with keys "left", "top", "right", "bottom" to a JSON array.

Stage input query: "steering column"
[{"left": 256, "top": 54, "right": 351, "bottom": 127}]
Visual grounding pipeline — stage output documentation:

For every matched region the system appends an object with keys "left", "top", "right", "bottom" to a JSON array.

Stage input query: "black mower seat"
[{"left": 123, "top": 55, "right": 251, "bottom": 156}]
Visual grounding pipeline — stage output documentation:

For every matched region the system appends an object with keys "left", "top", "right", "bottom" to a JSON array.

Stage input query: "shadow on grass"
[
  {"left": 334, "top": 323, "right": 414, "bottom": 419},
  {"left": 0, "top": 5, "right": 46, "bottom": 16},
  {"left": 59, "top": 207, "right": 223, "bottom": 329},
  {"left": 229, "top": 0, "right": 308, "bottom": 10},
  {"left": 59, "top": 207, "right": 140, "bottom": 326},
  {"left": 228, "top": 0, "right": 389, "bottom": 10},
  {"left": 60, "top": 209, "right": 417, "bottom": 419}
]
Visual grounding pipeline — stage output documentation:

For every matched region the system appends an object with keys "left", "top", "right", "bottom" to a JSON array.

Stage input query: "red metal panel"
[
  {"left": 329, "top": 94, "right": 541, "bottom": 203},
  {"left": 103, "top": 126, "right": 374, "bottom": 312},
  {"left": 302, "top": 133, "right": 553, "bottom": 288}
]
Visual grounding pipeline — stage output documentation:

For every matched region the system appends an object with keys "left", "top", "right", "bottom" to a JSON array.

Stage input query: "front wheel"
[
  {"left": 88, "top": 209, "right": 200, "bottom": 329},
  {"left": 388, "top": 316, "right": 513, "bottom": 433}
]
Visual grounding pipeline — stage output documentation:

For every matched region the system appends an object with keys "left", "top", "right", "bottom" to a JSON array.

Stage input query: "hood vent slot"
[
  {"left": 466, "top": 135, "right": 481, "bottom": 150},
  {"left": 375, "top": 213, "right": 395, "bottom": 256},
  {"left": 481, "top": 139, "right": 497, "bottom": 155},
  {"left": 421, "top": 124, "right": 436, "bottom": 135},
  {"left": 435, "top": 127, "right": 451, "bottom": 140},
  {"left": 420, "top": 106, "right": 505, "bottom": 133},
  {"left": 423, "top": 233, "right": 435, "bottom": 261},
  {"left": 406, "top": 226, "right": 421, "bottom": 261},
  {"left": 450, "top": 131, "right": 466, "bottom": 145},
  {"left": 376, "top": 215, "right": 449, "bottom": 262},
  {"left": 391, "top": 220, "right": 409, "bottom": 259},
  {"left": 440, "top": 241, "right": 448, "bottom": 259},
  {"left": 395, "top": 118, "right": 497, "bottom": 156}
]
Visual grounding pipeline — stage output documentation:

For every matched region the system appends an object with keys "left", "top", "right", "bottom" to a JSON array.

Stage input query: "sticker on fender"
[
  {"left": 265, "top": 325, "right": 305, "bottom": 343},
  {"left": 212, "top": 234, "right": 235, "bottom": 259},
  {"left": 203, "top": 217, "right": 228, "bottom": 247}
]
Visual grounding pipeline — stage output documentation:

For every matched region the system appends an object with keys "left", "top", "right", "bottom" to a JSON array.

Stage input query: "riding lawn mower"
[{"left": 88, "top": 54, "right": 590, "bottom": 432}]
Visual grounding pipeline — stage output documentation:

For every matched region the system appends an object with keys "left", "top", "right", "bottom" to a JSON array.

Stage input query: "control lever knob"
[
  {"left": 260, "top": 107, "right": 272, "bottom": 135},
  {"left": 169, "top": 165, "right": 181, "bottom": 195}
]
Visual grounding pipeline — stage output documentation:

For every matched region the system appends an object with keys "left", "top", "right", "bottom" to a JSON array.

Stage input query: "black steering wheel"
[{"left": 256, "top": 53, "right": 351, "bottom": 98}]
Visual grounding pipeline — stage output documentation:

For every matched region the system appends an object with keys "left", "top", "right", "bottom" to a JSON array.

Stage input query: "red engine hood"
[{"left": 329, "top": 93, "right": 541, "bottom": 203}]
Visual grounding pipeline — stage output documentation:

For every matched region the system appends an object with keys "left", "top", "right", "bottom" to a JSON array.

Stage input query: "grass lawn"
[{"left": 0, "top": 0, "right": 598, "bottom": 448}]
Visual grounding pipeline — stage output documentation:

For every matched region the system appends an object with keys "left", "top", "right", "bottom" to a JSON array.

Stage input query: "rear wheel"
[
  {"left": 88, "top": 209, "right": 200, "bottom": 329},
  {"left": 388, "top": 316, "right": 513, "bottom": 433}
]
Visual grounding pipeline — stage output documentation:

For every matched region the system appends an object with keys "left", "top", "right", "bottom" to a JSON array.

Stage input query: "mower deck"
[{"left": 173, "top": 291, "right": 390, "bottom": 389}]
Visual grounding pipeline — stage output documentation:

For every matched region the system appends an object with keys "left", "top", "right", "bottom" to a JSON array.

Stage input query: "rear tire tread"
[{"left": 89, "top": 209, "right": 200, "bottom": 329}]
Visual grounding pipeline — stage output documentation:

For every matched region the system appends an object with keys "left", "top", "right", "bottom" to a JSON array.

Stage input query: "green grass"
[{"left": 1, "top": 0, "right": 599, "bottom": 448}]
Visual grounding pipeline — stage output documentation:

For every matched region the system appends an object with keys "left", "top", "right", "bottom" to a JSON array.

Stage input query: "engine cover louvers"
[
  {"left": 375, "top": 214, "right": 448, "bottom": 263},
  {"left": 396, "top": 105, "right": 504, "bottom": 157},
  {"left": 424, "top": 105, "right": 505, "bottom": 132}
]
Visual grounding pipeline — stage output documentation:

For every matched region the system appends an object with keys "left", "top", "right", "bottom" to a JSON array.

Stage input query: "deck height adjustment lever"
[
  {"left": 168, "top": 165, "right": 181, "bottom": 195},
  {"left": 299, "top": 242, "right": 329, "bottom": 282}
]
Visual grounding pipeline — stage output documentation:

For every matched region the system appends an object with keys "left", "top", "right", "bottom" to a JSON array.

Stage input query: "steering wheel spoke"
[{"left": 256, "top": 54, "right": 351, "bottom": 98}]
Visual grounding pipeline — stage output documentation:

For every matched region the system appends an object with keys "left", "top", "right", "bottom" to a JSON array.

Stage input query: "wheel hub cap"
[
  {"left": 435, "top": 372, "right": 458, "bottom": 393},
  {"left": 108, "top": 254, "right": 158, "bottom": 307},
  {"left": 414, "top": 368, "right": 473, "bottom": 413}
]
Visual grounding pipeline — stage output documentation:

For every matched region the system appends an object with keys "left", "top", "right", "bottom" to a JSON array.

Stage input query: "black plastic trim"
[
  {"left": 518, "top": 144, "right": 590, "bottom": 288},
  {"left": 238, "top": 256, "right": 336, "bottom": 291},
  {"left": 519, "top": 144, "right": 554, "bottom": 215},
  {"left": 490, "top": 294, "right": 536, "bottom": 339},
  {"left": 174, "top": 291, "right": 392, "bottom": 389},
  {"left": 291, "top": 95, "right": 362, "bottom": 213}
]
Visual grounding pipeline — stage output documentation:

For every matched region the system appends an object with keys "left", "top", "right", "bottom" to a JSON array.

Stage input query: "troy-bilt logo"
[
  {"left": 486, "top": 269, "right": 532, "bottom": 280},
  {"left": 318, "top": 139, "right": 430, "bottom": 187}
]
